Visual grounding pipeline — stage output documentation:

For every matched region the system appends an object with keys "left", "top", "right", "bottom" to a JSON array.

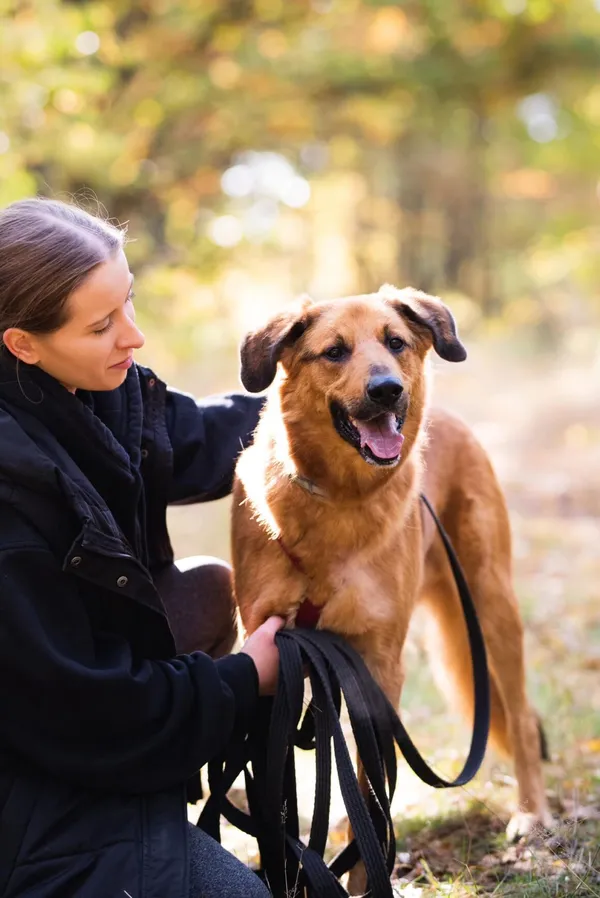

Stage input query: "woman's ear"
[{"left": 2, "top": 328, "right": 41, "bottom": 364}]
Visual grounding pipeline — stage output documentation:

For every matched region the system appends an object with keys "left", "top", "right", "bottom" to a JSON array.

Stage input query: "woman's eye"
[
  {"left": 388, "top": 336, "right": 405, "bottom": 353},
  {"left": 93, "top": 319, "right": 114, "bottom": 336},
  {"left": 324, "top": 345, "right": 346, "bottom": 361},
  {"left": 128, "top": 291, "right": 136, "bottom": 302}
]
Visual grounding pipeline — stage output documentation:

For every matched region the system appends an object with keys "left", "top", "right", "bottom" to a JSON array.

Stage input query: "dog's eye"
[
  {"left": 388, "top": 336, "right": 406, "bottom": 353},
  {"left": 324, "top": 345, "right": 347, "bottom": 361}
]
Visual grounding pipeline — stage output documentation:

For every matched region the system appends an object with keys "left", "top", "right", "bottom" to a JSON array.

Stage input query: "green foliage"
[{"left": 2, "top": 0, "right": 600, "bottom": 352}]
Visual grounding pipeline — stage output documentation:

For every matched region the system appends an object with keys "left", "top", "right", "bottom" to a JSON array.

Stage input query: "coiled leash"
[{"left": 199, "top": 496, "right": 490, "bottom": 897}]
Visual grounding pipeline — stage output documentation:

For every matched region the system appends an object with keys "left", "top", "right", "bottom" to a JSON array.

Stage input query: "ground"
[{"left": 170, "top": 331, "right": 600, "bottom": 896}]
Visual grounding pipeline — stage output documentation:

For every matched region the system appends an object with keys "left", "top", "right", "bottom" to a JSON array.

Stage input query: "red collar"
[{"left": 276, "top": 536, "right": 322, "bottom": 629}]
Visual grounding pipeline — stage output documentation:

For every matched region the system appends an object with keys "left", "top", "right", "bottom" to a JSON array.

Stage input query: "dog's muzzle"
[{"left": 330, "top": 394, "right": 408, "bottom": 467}]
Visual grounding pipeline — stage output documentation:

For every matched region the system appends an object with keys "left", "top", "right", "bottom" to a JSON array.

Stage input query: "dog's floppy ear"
[
  {"left": 240, "top": 296, "right": 316, "bottom": 393},
  {"left": 380, "top": 284, "right": 467, "bottom": 362}
]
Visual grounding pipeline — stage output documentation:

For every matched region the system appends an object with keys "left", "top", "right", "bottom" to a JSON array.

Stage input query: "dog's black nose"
[{"left": 367, "top": 375, "right": 404, "bottom": 408}]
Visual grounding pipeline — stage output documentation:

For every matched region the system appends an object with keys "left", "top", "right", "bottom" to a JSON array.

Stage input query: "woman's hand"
[{"left": 240, "top": 616, "right": 285, "bottom": 695}]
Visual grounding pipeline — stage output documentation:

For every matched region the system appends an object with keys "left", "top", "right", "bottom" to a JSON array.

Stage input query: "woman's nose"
[{"left": 118, "top": 316, "right": 145, "bottom": 350}]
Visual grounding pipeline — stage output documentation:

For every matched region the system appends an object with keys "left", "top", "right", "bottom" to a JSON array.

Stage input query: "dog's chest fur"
[{"left": 235, "top": 444, "right": 424, "bottom": 638}]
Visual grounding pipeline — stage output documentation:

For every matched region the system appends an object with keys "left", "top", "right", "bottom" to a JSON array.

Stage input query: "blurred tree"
[{"left": 2, "top": 0, "right": 600, "bottom": 343}]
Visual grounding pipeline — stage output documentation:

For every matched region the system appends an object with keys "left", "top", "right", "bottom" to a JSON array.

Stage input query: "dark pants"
[
  {"left": 187, "top": 824, "right": 270, "bottom": 898},
  {"left": 155, "top": 558, "right": 269, "bottom": 898}
]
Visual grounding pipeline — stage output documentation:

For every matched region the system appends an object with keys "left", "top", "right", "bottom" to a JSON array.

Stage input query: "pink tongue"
[{"left": 354, "top": 415, "right": 405, "bottom": 459}]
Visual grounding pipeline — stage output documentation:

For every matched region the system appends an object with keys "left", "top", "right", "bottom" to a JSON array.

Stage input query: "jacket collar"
[
  {"left": 0, "top": 353, "right": 142, "bottom": 469},
  {"left": 0, "top": 353, "right": 145, "bottom": 556}
]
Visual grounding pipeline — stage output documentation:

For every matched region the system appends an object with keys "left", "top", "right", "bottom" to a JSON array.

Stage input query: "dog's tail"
[{"left": 537, "top": 715, "right": 550, "bottom": 762}]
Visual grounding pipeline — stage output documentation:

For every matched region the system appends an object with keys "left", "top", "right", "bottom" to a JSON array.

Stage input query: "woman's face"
[{"left": 27, "top": 249, "right": 145, "bottom": 393}]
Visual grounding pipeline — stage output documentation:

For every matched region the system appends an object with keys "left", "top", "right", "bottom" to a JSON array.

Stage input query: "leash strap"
[{"left": 199, "top": 495, "right": 490, "bottom": 897}]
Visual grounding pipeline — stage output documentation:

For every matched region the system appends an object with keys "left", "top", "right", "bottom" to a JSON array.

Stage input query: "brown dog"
[{"left": 231, "top": 285, "right": 551, "bottom": 885}]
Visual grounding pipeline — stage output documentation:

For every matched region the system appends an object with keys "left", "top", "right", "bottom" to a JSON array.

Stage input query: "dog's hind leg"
[{"left": 420, "top": 538, "right": 552, "bottom": 840}]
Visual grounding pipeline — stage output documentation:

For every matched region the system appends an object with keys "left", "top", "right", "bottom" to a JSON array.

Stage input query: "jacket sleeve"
[
  {"left": 165, "top": 387, "right": 264, "bottom": 504},
  {"left": 0, "top": 534, "right": 260, "bottom": 794}
]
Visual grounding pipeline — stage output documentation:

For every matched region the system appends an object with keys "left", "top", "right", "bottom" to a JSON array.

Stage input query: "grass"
[{"left": 389, "top": 785, "right": 600, "bottom": 896}]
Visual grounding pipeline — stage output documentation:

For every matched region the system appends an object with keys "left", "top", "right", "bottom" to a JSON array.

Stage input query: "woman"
[{"left": 0, "top": 198, "right": 282, "bottom": 898}]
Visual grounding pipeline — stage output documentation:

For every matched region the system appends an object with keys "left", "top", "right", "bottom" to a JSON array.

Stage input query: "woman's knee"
[
  {"left": 175, "top": 555, "right": 231, "bottom": 578},
  {"left": 155, "top": 557, "right": 238, "bottom": 657},
  {"left": 188, "top": 824, "right": 270, "bottom": 898}
]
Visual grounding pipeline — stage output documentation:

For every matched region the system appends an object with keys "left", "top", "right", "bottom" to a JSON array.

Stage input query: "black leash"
[{"left": 199, "top": 495, "right": 490, "bottom": 897}]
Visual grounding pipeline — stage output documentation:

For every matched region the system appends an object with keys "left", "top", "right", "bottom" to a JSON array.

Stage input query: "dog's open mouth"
[{"left": 331, "top": 402, "right": 405, "bottom": 466}]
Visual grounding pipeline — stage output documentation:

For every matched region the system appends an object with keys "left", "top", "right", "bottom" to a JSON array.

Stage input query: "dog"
[{"left": 231, "top": 285, "right": 551, "bottom": 890}]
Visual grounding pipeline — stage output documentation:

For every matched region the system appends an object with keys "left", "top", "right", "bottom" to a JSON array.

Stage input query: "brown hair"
[{"left": 0, "top": 198, "right": 126, "bottom": 348}]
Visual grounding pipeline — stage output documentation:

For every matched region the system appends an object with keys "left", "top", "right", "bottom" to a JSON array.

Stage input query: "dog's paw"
[
  {"left": 283, "top": 608, "right": 297, "bottom": 628},
  {"left": 506, "top": 810, "right": 555, "bottom": 843}
]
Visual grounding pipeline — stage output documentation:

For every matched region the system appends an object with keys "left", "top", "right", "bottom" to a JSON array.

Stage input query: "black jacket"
[{"left": 0, "top": 358, "right": 263, "bottom": 898}]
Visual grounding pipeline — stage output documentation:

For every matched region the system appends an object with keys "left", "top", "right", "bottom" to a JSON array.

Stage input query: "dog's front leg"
[
  {"left": 346, "top": 650, "right": 406, "bottom": 896},
  {"left": 232, "top": 544, "right": 308, "bottom": 635}
]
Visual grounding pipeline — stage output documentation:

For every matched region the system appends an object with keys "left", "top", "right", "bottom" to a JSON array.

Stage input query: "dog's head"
[{"left": 240, "top": 285, "right": 466, "bottom": 470}]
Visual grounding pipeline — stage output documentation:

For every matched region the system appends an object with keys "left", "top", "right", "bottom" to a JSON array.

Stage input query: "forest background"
[{"left": 2, "top": 2, "right": 600, "bottom": 893}]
